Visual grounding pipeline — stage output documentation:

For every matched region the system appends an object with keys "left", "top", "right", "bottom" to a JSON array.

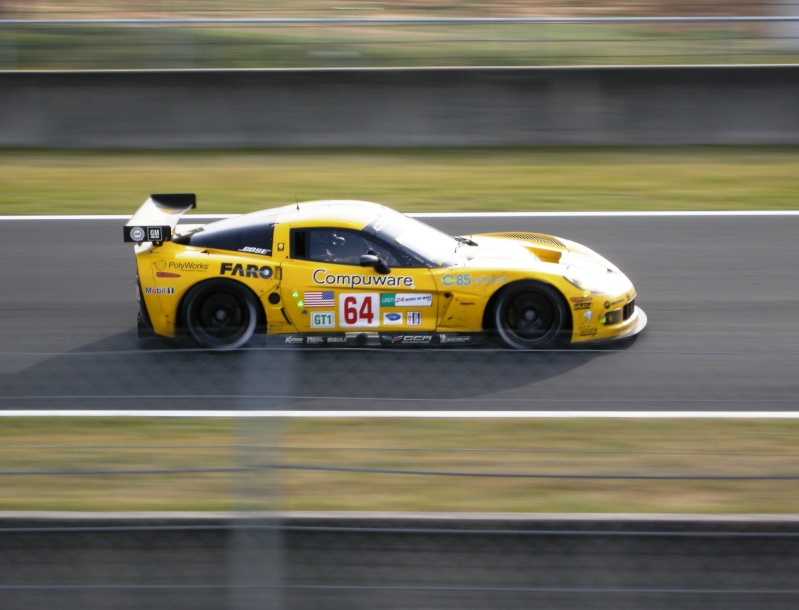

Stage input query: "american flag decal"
[{"left": 304, "top": 291, "right": 335, "bottom": 308}]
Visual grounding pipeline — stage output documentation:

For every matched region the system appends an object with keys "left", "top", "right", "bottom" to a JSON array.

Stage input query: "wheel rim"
[
  {"left": 497, "top": 290, "right": 563, "bottom": 348},
  {"left": 188, "top": 289, "right": 256, "bottom": 349}
]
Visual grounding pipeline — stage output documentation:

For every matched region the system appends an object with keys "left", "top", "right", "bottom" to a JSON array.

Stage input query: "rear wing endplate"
[{"left": 123, "top": 193, "right": 196, "bottom": 244}]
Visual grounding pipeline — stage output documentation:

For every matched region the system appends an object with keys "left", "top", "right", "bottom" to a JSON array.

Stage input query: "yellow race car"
[{"left": 124, "top": 194, "right": 646, "bottom": 350}]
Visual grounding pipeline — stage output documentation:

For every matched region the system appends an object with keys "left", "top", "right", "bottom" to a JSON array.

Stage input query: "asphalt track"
[{"left": 1, "top": 214, "right": 798, "bottom": 413}]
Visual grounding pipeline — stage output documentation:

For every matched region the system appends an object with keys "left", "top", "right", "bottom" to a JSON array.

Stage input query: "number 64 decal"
[{"left": 339, "top": 293, "right": 379, "bottom": 327}]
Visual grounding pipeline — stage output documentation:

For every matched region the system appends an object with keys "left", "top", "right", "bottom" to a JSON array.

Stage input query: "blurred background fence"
[
  {"left": 4, "top": 512, "right": 799, "bottom": 610},
  {"left": 1, "top": 15, "right": 799, "bottom": 70}
]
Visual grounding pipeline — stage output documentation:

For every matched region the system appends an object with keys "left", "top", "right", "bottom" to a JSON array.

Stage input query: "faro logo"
[{"left": 220, "top": 262, "right": 273, "bottom": 279}]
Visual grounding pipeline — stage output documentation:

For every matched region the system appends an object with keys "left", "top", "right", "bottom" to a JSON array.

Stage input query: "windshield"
[{"left": 365, "top": 208, "right": 465, "bottom": 268}]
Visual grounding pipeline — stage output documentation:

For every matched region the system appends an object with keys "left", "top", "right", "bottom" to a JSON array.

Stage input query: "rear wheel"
[
  {"left": 181, "top": 280, "right": 259, "bottom": 350},
  {"left": 494, "top": 282, "right": 569, "bottom": 349}
]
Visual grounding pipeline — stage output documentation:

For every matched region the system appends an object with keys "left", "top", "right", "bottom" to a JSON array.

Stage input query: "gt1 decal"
[
  {"left": 340, "top": 293, "right": 379, "bottom": 328},
  {"left": 380, "top": 293, "right": 433, "bottom": 307},
  {"left": 311, "top": 311, "right": 335, "bottom": 328},
  {"left": 406, "top": 311, "right": 422, "bottom": 326},
  {"left": 313, "top": 269, "right": 414, "bottom": 289},
  {"left": 220, "top": 262, "right": 273, "bottom": 280},
  {"left": 383, "top": 312, "right": 403, "bottom": 325},
  {"left": 144, "top": 286, "right": 175, "bottom": 295}
]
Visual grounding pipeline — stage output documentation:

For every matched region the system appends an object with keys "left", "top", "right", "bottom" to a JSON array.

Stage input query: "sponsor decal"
[
  {"left": 443, "top": 273, "right": 506, "bottom": 287},
  {"left": 156, "top": 271, "right": 181, "bottom": 278},
  {"left": 311, "top": 311, "right": 335, "bottom": 328},
  {"left": 340, "top": 293, "right": 379, "bottom": 328},
  {"left": 313, "top": 268, "right": 414, "bottom": 289},
  {"left": 304, "top": 291, "right": 335, "bottom": 308},
  {"left": 239, "top": 246, "right": 269, "bottom": 256},
  {"left": 580, "top": 328, "right": 598, "bottom": 336},
  {"left": 573, "top": 302, "right": 591, "bottom": 311},
  {"left": 383, "top": 312, "right": 403, "bottom": 325},
  {"left": 285, "top": 337, "right": 305, "bottom": 344},
  {"left": 326, "top": 336, "right": 347, "bottom": 344},
  {"left": 604, "top": 298, "right": 624, "bottom": 309},
  {"left": 584, "top": 311, "right": 593, "bottom": 323},
  {"left": 220, "top": 262, "right": 273, "bottom": 280},
  {"left": 398, "top": 335, "right": 433, "bottom": 344},
  {"left": 154, "top": 260, "right": 209, "bottom": 273},
  {"left": 129, "top": 226, "right": 146, "bottom": 242},
  {"left": 307, "top": 336, "right": 325, "bottom": 345},
  {"left": 406, "top": 311, "right": 422, "bottom": 326},
  {"left": 440, "top": 334, "right": 472, "bottom": 344},
  {"left": 570, "top": 295, "right": 592, "bottom": 304},
  {"left": 380, "top": 293, "right": 433, "bottom": 307},
  {"left": 148, "top": 227, "right": 164, "bottom": 242},
  {"left": 144, "top": 286, "right": 175, "bottom": 295}
]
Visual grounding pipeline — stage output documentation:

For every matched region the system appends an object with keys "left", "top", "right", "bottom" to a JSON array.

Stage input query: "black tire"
[
  {"left": 181, "top": 280, "right": 259, "bottom": 350},
  {"left": 493, "top": 282, "right": 570, "bottom": 349}
]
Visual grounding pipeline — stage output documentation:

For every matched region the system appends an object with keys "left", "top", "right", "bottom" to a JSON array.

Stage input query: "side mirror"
[{"left": 359, "top": 253, "right": 391, "bottom": 275}]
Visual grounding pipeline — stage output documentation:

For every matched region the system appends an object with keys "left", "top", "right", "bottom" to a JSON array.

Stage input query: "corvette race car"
[{"left": 124, "top": 194, "right": 646, "bottom": 350}]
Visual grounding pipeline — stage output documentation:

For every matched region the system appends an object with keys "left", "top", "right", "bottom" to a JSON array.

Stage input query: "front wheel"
[
  {"left": 493, "top": 282, "right": 570, "bottom": 349},
  {"left": 181, "top": 280, "right": 259, "bottom": 350}
]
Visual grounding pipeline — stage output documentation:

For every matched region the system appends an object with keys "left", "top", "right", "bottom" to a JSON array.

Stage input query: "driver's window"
[
  {"left": 294, "top": 228, "right": 402, "bottom": 267},
  {"left": 307, "top": 229, "right": 365, "bottom": 265}
]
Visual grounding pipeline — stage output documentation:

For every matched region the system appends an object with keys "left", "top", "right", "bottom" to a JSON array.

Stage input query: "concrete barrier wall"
[
  {"left": 3, "top": 514, "right": 799, "bottom": 610},
  {"left": 1, "top": 66, "right": 798, "bottom": 147}
]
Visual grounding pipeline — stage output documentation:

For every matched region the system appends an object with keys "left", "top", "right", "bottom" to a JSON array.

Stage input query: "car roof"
[
  {"left": 189, "top": 200, "right": 389, "bottom": 237},
  {"left": 252, "top": 199, "right": 387, "bottom": 228}
]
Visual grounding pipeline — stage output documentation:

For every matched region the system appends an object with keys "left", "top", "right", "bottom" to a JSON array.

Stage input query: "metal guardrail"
[{"left": 1, "top": 16, "right": 798, "bottom": 69}]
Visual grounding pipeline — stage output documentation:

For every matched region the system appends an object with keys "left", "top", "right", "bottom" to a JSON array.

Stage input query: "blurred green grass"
[
  {"left": 1, "top": 147, "right": 798, "bottom": 215},
  {"left": 2, "top": 417, "right": 799, "bottom": 514}
]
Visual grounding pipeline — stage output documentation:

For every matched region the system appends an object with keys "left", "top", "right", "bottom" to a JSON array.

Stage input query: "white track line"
[{"left": 2, "top": 410, "right": 799, "bottom": 418}]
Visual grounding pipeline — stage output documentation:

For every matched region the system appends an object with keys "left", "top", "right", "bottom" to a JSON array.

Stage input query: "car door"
[{"left": 279, "top": 227, "right": 439, "bottom": 336}]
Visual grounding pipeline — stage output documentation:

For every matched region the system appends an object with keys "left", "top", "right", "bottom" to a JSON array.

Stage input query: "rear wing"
[{"left": 123, "top": 193, "right": 196, "bottom": 244}]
